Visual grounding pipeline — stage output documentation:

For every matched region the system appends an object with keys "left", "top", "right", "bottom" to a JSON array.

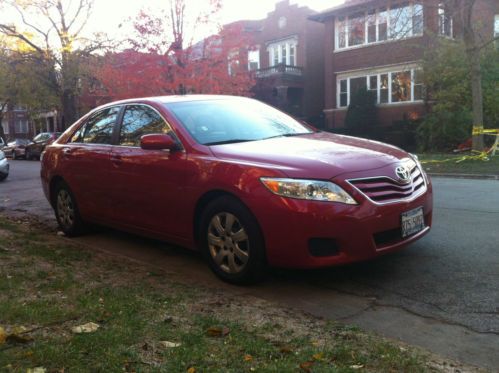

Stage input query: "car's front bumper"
[
  {"left": 0, "top": 157, "right": 9, "bottom": 176},
  {"left": 247, "top": 174, "right": 433, "bottom": 269}
]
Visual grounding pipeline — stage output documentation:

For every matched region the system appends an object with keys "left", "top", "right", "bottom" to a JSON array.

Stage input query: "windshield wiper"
[
  {"left": 262, "top": 132, "right": 311, "bottom": 140},
  {"left": 204, "top": 139, "right": 255, "bottom": 146}
]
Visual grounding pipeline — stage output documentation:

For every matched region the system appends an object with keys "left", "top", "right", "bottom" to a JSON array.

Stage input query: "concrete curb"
[{"left": 427, "top": 173, "right": 499, "bottom": 180}]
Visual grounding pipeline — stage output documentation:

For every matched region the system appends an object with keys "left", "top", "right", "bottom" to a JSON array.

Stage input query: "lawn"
[
  {"left": 0, "top": 216, "right": 480, "bottom": 372},
  {"left": 418, "top": 153, "right": 499, "bottom": 176}
]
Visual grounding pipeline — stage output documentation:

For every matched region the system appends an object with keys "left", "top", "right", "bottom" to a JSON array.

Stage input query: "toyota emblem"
[{"left": 395, "top": 166, "right": 411, "bottom": 183}]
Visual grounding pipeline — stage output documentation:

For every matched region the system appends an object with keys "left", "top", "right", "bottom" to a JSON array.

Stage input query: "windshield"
[{"left": 165, "top": 98, "right": 313, "bottom": 145}]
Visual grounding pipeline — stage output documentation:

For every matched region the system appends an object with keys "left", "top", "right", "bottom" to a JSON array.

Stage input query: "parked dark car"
[
  {"left": 25, "top": 132, "right": 62, "bottom": 160},
  {"left": 3, "top": 138, "right": 31, "bottom": 159},
  {"left": 0, "top": 150, "right": 9, "bottom": 181},
  {"left": 41, "top": 95, "right": 433, "bottom": 284}
]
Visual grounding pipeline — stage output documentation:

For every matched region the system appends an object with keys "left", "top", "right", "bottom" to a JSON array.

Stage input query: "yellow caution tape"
[
  {"left": 420, "top": 130, "right": 499, "bottom": 164},
  {"left": 472, "top": 126, "right": 499, "bottom": 136}
]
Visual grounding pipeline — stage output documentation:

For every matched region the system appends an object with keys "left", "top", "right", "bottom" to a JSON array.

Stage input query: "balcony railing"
[{"left": 255, "top": 64, "right": 304, "bottom": 78}]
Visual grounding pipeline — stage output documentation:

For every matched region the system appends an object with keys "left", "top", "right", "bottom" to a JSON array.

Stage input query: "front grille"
[{"left": 348, "top": 166, "right": 426, "bottom": 204}]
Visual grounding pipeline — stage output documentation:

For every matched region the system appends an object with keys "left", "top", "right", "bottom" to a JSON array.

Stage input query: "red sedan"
[{"left": 41, "top": 96, "right": 433, "bottom": 284}]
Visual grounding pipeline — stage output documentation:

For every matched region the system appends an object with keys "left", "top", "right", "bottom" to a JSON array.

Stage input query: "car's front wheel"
[
  {"left": 200, "top": 196, "right": 267, "bottom": 285},
  {"left": 54, "top": 181, "right": 85, "bottom": 236}
]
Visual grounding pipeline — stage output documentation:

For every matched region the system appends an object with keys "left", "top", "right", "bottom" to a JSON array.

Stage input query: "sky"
[
  {"left": 89, "top": 0, "right": 343, "bottom": 41},
  {"left": 1, "top": 0, "right": 343, "bottom": 49}
]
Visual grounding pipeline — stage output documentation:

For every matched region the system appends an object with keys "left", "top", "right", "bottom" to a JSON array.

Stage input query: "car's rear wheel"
[
  {"left": 0, "top": 173, "right": 7, "bottom": 182},
  {"left": 200, "top": 196, "right": 267, "bottom": 285},
  {"left": 26, "top": 149, "right": 32, "bottom": 160},
  {"left": 54, "top": 181, "right": 85, "bottom": 236},
  {"left": 12, "top": 151, "right": 17, "bottom": 160}
]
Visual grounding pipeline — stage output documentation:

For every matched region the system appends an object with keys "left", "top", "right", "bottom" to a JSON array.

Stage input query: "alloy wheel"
[
  {"left": 57, "top": 189, "right": 75, "bottom": 230},
  {"left": 207, "top": 212, "right": 250, "bottom": 274}
]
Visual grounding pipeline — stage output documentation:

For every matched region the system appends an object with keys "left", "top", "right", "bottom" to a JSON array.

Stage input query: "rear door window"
[
  {"left": 71, "top": 107, "right": 120, "bottom": 144},
  {"left": 119, "top": 105, "right": 170, "bottom": 147}
]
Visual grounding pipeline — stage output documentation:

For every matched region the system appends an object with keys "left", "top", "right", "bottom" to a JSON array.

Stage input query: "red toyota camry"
[{"left": 41, "top": 95, "right": 433, "bottom": 284}]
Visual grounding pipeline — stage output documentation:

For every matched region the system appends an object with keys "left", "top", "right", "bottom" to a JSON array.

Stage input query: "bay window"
[{"left": 335, "top": 2, "right": 423, "bottom": 50}]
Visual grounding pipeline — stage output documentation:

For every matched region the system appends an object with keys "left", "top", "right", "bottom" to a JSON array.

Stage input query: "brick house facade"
[
  {"left": 1, "top": 105, "right": 59, "bottom": 141},
  {"left": 250, "top": 1, "right": 325, "bottom": 123},
  {"left": 311, "top": 0, "right": 498, "bottom": 130}
]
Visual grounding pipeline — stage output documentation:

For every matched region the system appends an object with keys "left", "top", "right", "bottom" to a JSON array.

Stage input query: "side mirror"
[{"left": 140, "top": 134, "right": 178, "bottom": 151}]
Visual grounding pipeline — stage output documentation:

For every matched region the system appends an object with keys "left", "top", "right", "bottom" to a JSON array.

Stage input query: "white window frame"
[
  {"left": 248, "top": 49, "right": 260, "bottom": 71},
  {"left": 15, "top": 119, "right": 29, "bottom": 134},
  {"left": 1, "top": 118, "right": 8, "bottom": 134},
  {"left": 438, "top": 3, "right": 454, "bottom": 38},
  {"left": 336, "top": 65, "right": 424, "bottom": 108},
  {"left": 334, "top": 2, "right": 423, "bottom": 51},
  {"left": 494, "top": 15, "right": 499, "bottom": 39},
  {"left": 267, "top": 37, "right": 298, "bottom": 66}
]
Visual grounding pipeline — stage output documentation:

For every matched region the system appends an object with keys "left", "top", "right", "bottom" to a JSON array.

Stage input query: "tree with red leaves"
[{"left": 93, "top": 0, "right": 255, "bottom": 102}]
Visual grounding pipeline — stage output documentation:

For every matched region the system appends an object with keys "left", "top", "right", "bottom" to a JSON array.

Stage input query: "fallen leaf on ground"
[
  {"left": 0, "top": 327, "right": 6, "bottom": 345},
  {"left": 299, "top": 361, "right": 314, "bottom": 372},
  {"left": 243, "top": 354, "right": 253, "bottom": 362},
  {"left": 158, "top": 341, "right": 181, "bottom": 348},
  {"left": 206, "top": 326, "right": 230, "bottom": 337},
  {"left": 350, "top": 364, "right": 364, "bottom": 369},
  {"left": 71, "top": 322, "right": 100, "bottom": 334},
  {"left": 187, "top": 367, "right": 196, "bottom": 373},
  {"left": 312, "top": 352, "right": 325, "bottom": 361},
  {"left": 26, "top": 368, "right": 46, "bottom": 373},
  {"left": 279, "top": 346, "right": 293, "bottom": 354}
]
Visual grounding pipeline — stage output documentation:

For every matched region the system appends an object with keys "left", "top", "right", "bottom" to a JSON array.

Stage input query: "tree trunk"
[
  {"left": 468, "top": 49, "right": 485, "bottom": 151},
  {"left": 460, "top": 0, "right": 484, "bottom": 151},
  {"left": 61, "top": 89, "right": 78, "bottom": 129}
]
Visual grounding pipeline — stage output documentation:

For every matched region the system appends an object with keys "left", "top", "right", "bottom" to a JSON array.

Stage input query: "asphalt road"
[{"left": 1, "top": 160, "right": 498, "bottom": 370}]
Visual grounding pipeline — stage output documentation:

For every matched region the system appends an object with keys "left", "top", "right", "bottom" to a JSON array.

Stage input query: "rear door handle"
[{"left": 111, "top": 154, "right": 123, "bottom": 166}]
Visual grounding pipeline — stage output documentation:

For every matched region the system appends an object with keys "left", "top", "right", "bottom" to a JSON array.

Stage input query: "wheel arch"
[
  {"left": 49, "top": 175, "right": 66, "bottom": 207},
  {"left": 192, "top": 189, "right": 265, "bottom": 249}
]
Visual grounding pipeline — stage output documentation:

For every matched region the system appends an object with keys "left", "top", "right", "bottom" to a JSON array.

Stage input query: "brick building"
[
  {"left": 311, "top": 0, "right": 498, "bottom": 130},
  {"left": 248, "top": 0, "right": 325, "bottom": 123},
  {"left": 1, "top": 105, "right": 59, "bottom": 141}
]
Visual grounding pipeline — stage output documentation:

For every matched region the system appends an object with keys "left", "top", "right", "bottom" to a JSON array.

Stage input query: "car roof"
[{"left": 94, "top": 95, "right": 248, "bottom": 110}]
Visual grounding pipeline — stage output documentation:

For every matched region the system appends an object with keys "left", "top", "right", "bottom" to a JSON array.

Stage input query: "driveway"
[{"left": 1, "top": 160, "right": 498, "bottom": 370}]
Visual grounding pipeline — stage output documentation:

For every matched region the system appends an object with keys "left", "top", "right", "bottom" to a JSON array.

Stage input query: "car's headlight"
[{"left": 260, "top": 177, "right": 357, "bottom": 204}]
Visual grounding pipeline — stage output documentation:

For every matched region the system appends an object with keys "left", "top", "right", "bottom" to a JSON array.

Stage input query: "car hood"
[{"left": 210, "top": 132, "right": 410, "bottom": 179}]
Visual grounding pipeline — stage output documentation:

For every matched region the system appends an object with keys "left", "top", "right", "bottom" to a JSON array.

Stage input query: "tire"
[
  {"left": 54, "top": 181, "right": 86, "bottom": 236},
  {"left": 26, "top": 149, "right": 32, "bottom": 160},
  {"left": 0, "top": 173, "right": 7, "bottom": 182},
  {"left": 199, "top": 196, "right": 267, "bottom": 285},
  {"left": 12, "top": 151, "right": 17, "bottom": 160}
]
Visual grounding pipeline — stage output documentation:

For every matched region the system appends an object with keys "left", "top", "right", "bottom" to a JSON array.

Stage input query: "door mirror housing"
[{"left": 140, "top": 134, "right": 178, "bottom": 151}]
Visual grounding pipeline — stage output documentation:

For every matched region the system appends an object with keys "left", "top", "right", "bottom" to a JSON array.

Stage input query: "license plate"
[{"left": 401, "top": 207, "right": 425, "bottom": 238}]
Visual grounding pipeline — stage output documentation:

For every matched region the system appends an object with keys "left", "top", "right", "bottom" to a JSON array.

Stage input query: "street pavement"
[{"left": 1, "top": 160, "right": 498, "bottom": 370}]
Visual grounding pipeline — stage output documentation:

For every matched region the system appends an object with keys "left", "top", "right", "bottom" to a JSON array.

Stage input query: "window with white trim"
[
  {"left": 335, "top": 2, "right": 423, "bottom": 50},
  {"left": 15, "top": 119, "right": 29, "bottom": 133},
  {"left": 337, "top": 68, "right": 424, "bottom": 108},
  {"left": 248, "top": 49, "right": 260, "bottom": 71},
  {"left": 267, "top": 38, "right": 298, "bottom": 66},
  {"left": 438, "top": 3, "right": 453, "bottom": 38},
  {"left": 494, "top": 15, "right": 499, "bottom": 39},
  {"left": 1, "top": 118, "right": 8, "bottom": 134}
]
